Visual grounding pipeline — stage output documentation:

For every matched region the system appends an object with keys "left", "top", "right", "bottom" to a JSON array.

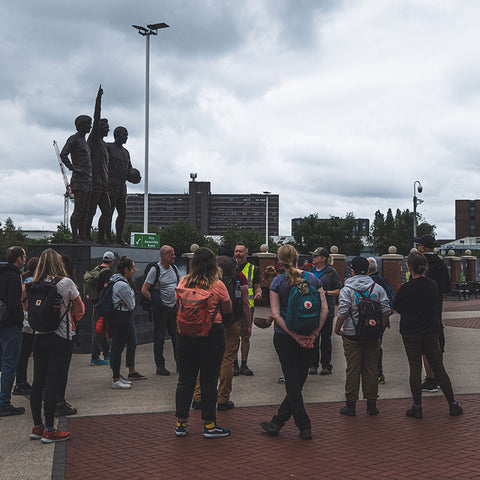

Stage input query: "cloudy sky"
[{"left": 2, "top": 0, "right": 480, "bottom": 239}]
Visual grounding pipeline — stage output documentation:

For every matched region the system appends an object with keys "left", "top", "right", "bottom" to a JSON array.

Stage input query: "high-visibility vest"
[{"left": 241, "top": 262, "right": 255, "bottom": 308}]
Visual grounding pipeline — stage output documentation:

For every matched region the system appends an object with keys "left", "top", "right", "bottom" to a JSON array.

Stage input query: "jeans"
[
  {"left": 126, "top": 315, "right": 137, "bottom": 368},
  {"left": 175, "top": 324, "right": 225, "bottom": 422},
  {"left": 402, "top": 333, "right": 454, "bottom": 405},
  {"left": 272, "top": 332, "right": 312, "bottom": 432},
  {"left": 16, "top": 332, "right": 34, "bottom": 386},
  {"left": 153, "top": 305, "right": 178, "bottom": 369},
  {"left": 311, "top": 314, "right": 334, "bottom": 370},
  {"left": 0, "top": 325, "right": 22, "bottom": 409},
  {"left": 30, "top": 333, "right": 70, "bottom": 428},
  {"left": 342, "top": 336, "right": 380, "bottom": 403},
  {"left": 109, "top": 310, "right": 131, "bottom": 379}
]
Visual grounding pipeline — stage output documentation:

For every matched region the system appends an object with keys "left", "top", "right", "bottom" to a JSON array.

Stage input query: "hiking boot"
[
  {"left": 320, "top": 367, "right": 332, "bottom": 376},
  {"left": 259, "top": 421, "right": 282, "bottom": 436},
  {"left": 406, "top": 405, "right": 423, "bottom": 419},
  {"left": 203, "top": 423, "right": 230, "bottom": 438},
  {"left": 175, "top": 421, "right": 188, "bottom": 437},
  {"left": 308, "top": 367, "right": 318, "bottom": 375},
  {"left": 422, "top": 377, "right": 439, "bottom": 393},
  {"left": 233, "top": 362, "right": 240, "bottom": 376},
  {"left": 41, "top": 428, "right": 71, "bottom": 444},
  {"left": 13, "top": 384, "right": 31, "bottom": 397},
  {"left": 366, "top": 401, "right": 379, "bottom": 415},
  {"left": 112, "top": 379, "right": 131, "bottom": 389},
  {"left": 0, "top": 405, "right": 25, "bottom": 416},
  {"left": 299, "top": 428, "right": 312, "bottom": 440},
  {"left": 191, "top": 401, "right": 202, "bottom": 410},
  {"left": 340, "top": 402, "right": 356, "bottom": 417},
  {"left": 378, "top": 374, "right": 386, "bottom": 385},
  {"left": 30, "top": 425, "right": 44, "bottom": 440},
  {"left": 128, "top": 371, "right": 147, "bottom": 380},
  {"left": 239, "top": 364, "right": 254, "bottom": 376},
  {"left": 449, "top": 401, "right": 463, "bottom": 416},
  {"left": 156, "top": 366, "right": 170, "bottom": 376},
  {"left": 90, "top": 357, "right": 109, "bottom": 366},
  {"left": 55, "top": 401, "right": 78, "bottom": 417},
  {"left": 217, "top": 401, "right": 235, "bottom": 411}
]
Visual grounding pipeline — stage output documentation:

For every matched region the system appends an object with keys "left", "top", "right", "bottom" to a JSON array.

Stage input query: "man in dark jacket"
[
  {"left": 0, "top": 246, "right": 26, "bottom": 416},
  {"left": 414, "top": 234, "right": 451, "bottom": 392}
]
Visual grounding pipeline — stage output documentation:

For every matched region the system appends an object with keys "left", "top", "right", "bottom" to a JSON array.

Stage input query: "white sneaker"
[
  {"left": 111, "top": 380, "right": 131, "bottom": 389},
  {"left": 120, "top": 375, "right": 132, "bottom": 385}
]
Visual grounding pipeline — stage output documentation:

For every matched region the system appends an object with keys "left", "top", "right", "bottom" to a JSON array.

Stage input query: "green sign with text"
[{"left": 131, "top": 232, "right": 160, "bottom": 249}]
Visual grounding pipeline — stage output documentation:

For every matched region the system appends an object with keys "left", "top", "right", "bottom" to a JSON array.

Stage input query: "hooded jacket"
[
  {"left": 337, "top": 275, "right": 390, "bottom": 336},
  {"left": 110, "top": 273, "right": 135, "bottom": 312},
  {"left": 0, "top": 264, "right": 23, "bottom": 328}
]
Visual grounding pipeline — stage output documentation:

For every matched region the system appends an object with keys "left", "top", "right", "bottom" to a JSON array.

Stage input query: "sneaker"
[
  {"left": 217, "top": 401, "right": 235, "bottom": 411},
  {"left": 120, "top": 375, "right": 132, "bottom": 385},
  {"left": 203, "top": 423, "right": 230, "bottom": 438},
  {"left": 41, "top": 428, "right": 71, "bottom": 444},
  {"left": 320, "top": 367, "right": 332, "bottom": 376},
  {"left": 191, "top": 401, "right": 202, "bottom": 410},
  {"left": 406, "top": 405, "right": 423, "bottom": 419},
  {"left": 13, "top": 384, "right": 31, "bottom": 397},
  {"left": 449, "top": 401, "right": 463, "bottom": 416},
  {"left": 233, "top": 362, "right": 240, "bottom": 377},
  {"left": 277, "top": 376, "right": 285, "bottom": 384},
  {"left": 30, "top": 425, "right": 44, "bottom": 440},
  {"left": 308, "top": 367, "right": 318, "bottom": 375},
  {"left": 175, "top": 421, "right": 188, "bottom": 437},
  {"left": 103, "top": 354, "right": 110, "bottom": 362},
  {"left": 422, "top": 377, "right": 439, "bottom": 393},
  {"left": 128, "top": 371, "right": 147, "bottom": 380},
  {"left": 55, "top": 401, "right": 78, "bottom": 417},
  {"left": 112, "top": 379, "right": 131, "bottom": 389},
  {"left": 156, "top": 366, "right": 170, "bottom": 376},
  {"left": 259, "top": 421, "right": 281, "bottom": 436},
  {"left": 90, "top": 358, "right": 109, "bottom": 366},
  {"left": 378, "top": 375, "right": 386, "bottom": 385},
  {"left": 0, "top": 404, "right": 25, "bottom": 416},
  {"left": 239, "top": 364, "right": 254, "bottom": 376}
]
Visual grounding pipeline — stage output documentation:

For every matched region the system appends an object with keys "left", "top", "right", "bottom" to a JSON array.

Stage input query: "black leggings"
[
  {"left": 109, "top": 310, "right": 131, "bottom": 379},
  {"left": 15, "top": 332, "right": 34, "bottom": 386},
  {"left": 30, "top": 334, "right": 70, "bottom": 428}
]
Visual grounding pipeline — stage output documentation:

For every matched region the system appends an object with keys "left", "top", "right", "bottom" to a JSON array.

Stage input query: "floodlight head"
[
  {"left": 190, "top": 172, "right": 197, "bottom": 181},
  {"left": 147, "top": 23, "right": 169, "bottom": 30},
  {"left": 132, "top": 25, "right": 149, "bottom": 34}
]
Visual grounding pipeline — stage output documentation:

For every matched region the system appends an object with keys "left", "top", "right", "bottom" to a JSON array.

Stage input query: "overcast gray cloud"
[{"left": 2, "top": 0, "right": 480, "bottom": 240}]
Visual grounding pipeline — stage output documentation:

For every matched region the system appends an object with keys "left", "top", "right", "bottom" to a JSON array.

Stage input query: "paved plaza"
[{"left": 1, "top": 299, "right": 480, "bottom": 479}]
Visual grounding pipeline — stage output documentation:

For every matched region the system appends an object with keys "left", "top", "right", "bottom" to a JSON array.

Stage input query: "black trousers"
[
  {"left": 15, "top": 332, "right": 34, "bottom": 386},
  {"left": 310, "top": 314, "right": 334, "bottom": 370},
  {"left": 30, "top": 333, "right": 70, "bottom": 428},
  {"left": 175, "top": 324, "right": 225, "bottom": 422},
  {"left": 109, "top": 310, "right": 131, "bottom": 379}
]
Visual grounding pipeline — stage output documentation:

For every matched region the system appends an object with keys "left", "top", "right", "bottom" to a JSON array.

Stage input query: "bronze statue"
[
  {"left": 86, "top": 85, "right": 111, "bottom": 244},
  {"left": 107, "top": 126, "right": 140, "bottom": 246},
  {"left": 60, "top": 114, "right": 92, "bottom": 244}
]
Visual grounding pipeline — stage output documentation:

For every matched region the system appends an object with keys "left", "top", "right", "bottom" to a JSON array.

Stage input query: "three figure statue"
[{"left": 60, "top": 85, "right": 140, "bottom": 245}]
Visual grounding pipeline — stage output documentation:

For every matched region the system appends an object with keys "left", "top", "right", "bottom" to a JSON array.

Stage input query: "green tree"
[
  {"left": 220, "top": 224, "right": 270, "bottom": 254},
  {"left": 50, "top": 223, "right": 73, "bottom": 244},
  {"left": 159, "top": 219, "right": 208, "bottom": 255},
  {"left": 0, "top": 218, "right": 29, "bottom": 256}
]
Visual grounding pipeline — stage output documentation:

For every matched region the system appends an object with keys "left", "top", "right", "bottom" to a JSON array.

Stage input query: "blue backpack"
[
  {"left": 282, "top": 272, "right": 321, "bottom": 332},
  {"left": 94, "top": 278, "right": 127, "bottom": 319}
]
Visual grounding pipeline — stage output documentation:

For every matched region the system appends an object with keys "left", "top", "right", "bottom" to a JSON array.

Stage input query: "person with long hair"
[
  {"left": 394, "top": 251, "right": 463, "bottom": 418},
  {"left": 260, "top": 245, "right": 328, "bottom": 440},
  {"left": 174, "top": 247, "right": 232, "bottom": 438},
  {"left": 29, "top": 249, "right": 84, "bottom": 443},
  {"left": 108, "top": 256, "right": 137, "bottom": 389}
]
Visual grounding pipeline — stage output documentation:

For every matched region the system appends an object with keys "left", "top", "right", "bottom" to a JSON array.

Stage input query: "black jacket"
[
  {"left": 0, "top": 264, "right": 23, "bottom": 328},
  {"left": 425, "top": 253, "right": 451, "bottom": 295}
]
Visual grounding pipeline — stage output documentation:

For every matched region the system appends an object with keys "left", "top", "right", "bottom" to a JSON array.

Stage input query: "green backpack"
[{"left": 83, "top": 266, "right": 110, "bottom": 301}]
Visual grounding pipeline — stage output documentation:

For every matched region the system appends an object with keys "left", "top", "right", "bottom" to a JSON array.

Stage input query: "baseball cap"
[
  {"left": 311, "top": 247, "right": 330, "bottom": 258},
  {"left": 103, "top": 251, "right": 114, "bottom": 262},
  {"left": 350, "top": 256, "right": 369, "bottom": 275},
  {"left": 413, "top": 234, "right": 435, "bottom": 249}
]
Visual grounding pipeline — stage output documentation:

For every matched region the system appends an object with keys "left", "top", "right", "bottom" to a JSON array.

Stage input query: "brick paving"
[{"left": 59, "top": 394, "right": 479, "bottom": 480}]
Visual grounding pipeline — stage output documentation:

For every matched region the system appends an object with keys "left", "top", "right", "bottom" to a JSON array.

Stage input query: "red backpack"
[{"left": 175, "top": 287, "right": 219, "bottom": 337}]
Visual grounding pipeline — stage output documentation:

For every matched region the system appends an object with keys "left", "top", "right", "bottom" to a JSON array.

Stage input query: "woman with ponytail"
[{"left": 260, "top": 245, "right": 328, "bottom": 440}]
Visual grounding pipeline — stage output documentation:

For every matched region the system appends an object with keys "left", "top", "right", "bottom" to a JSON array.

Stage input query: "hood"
[
  {"left": 344, "top": 275, "right": 375, "bottom": 291},
  {"left": 109, "top": 273, "right": 123, "bottom": 283}
]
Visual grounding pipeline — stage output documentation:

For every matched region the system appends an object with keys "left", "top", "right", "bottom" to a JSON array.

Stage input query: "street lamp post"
[
  {"left": 263, "top": 191, "right": 271, "bottom": 251},
  {"left": 413, "top": 180, "right": 423, "bottom": 246},
  {"left": 132, "top": 22, "right": 169, "bottom": 233}
]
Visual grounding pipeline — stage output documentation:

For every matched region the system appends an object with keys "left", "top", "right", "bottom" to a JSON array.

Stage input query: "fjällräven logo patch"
[
  {"left": 303, "top": 300, "right": 313, "bottom": 310},
  {"left": 36, "top": 300, "right": 42, "bottom": 306}
]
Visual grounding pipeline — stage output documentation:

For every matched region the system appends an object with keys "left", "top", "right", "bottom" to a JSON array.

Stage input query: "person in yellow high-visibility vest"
[{"left": 233, "top": 243, "right": 262, "bottom": 376}]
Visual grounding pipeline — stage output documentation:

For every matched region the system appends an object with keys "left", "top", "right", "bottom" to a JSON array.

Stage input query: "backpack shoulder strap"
[
  {"left": 153, "top": 264, "right": 161, "bottom": 286},
  {"left": 171, "top": 264, "right": 180, "bottom": 284}
]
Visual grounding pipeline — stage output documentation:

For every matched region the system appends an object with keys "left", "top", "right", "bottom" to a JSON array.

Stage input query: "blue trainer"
[
  {"left": 90, "top": 358, "right": 109, "bottom": 366},
  {"left": 175, "top": 421, "right": 188, "bottom": 437},
  {"left": 203, "top": 423, "right": 230, "bottom": 438}
]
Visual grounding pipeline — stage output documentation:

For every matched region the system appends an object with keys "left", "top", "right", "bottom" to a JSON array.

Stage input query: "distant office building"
[
  {"left": 126, "top": 179, "right": 279, "bottom": 236},
  {"left": 455, "top": 200, "right": 480, "bottom": 239}
]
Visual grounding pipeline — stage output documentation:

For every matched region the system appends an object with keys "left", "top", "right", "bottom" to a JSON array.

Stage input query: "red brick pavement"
[{"left": 59, "top": 395, "right": 479, "bottom": 480}]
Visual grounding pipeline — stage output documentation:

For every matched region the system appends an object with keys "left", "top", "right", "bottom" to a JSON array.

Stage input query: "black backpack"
[
  {"left": 217, "top": 256, "right": 244, "bottom": 325},
  {"left": 26, "top": 278, "right": 69, "bottom": 333},
  {"left": 140, "top": 263, "right": 180, "bottom": 312},
  {"left": 94, "top": 277, "right": 127, "bottom": 319},
  {"left": 352, "top": 284, "right": 384, "bottom": 340}
]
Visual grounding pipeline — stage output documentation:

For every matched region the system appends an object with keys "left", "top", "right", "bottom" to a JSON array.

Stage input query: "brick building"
[{"left": 455, "top": 199, "right": 480, "bottom": 239}]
